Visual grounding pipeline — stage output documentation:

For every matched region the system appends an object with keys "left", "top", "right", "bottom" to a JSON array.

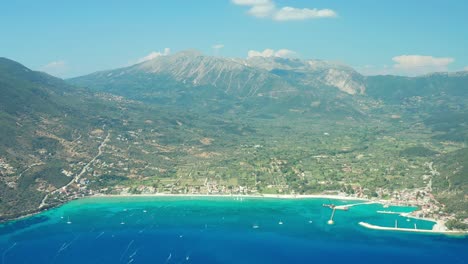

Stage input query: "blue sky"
[{"left": 1, "top": 0, "right": 467, "bottom": 78}]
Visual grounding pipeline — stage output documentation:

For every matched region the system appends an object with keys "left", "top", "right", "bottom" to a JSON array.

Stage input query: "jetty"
[
  {"left": 376, "top": 210, "right": 403, "bottom": 215},
  {"left": 327, "top": 208, "right": 336, "bottom": 225},
  {"left": 335, "top": 201, "right": 376, "bottom": 210},
  {"left": 359, "top": 222, "right": 468, "bottom": 236}
]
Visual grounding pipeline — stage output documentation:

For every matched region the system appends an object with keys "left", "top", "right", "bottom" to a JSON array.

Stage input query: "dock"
[
  {"left": 358, "top": 222, "right": 468, "bottom": 236},
  {"left": 327, "top": 208, "right": 336, "bottom": 225},
  {"left": 334, "top": 201, "right": 376, "bottom": 210},
  {"left": 376, "top": 210, "right": 403, "bottom": 215}
]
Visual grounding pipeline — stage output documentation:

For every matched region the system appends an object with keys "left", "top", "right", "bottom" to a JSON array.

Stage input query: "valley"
[{"left": 0, "top": 53, "right": 466, "bottom": 230}]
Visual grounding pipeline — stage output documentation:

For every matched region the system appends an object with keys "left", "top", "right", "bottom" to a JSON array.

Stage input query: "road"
[{"left": 39, "top": 132, "right": 111, "bottom": 209}]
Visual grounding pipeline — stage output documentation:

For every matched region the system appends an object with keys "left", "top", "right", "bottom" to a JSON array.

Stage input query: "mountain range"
[{"left": 70, "top": 50, "right": 366, "bottom": 98}]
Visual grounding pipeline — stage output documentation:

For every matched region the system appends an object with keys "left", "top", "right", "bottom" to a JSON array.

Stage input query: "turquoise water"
[{"left": 0, "top": 197, "right": 466, "bottom": 263}]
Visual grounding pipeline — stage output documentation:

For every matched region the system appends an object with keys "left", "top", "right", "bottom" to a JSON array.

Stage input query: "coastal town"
[{"left": 40, "top": 158, "right": 465, "bottom": 234}]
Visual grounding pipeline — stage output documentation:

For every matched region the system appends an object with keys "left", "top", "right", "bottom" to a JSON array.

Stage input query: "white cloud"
[
  {"left": 40, "top": 60, "right": 68, "bottom": 77},
  {"left": 357, "top": 55, "right": 456, "bottom": 76},
  {"left": 392, "top": 55, "right": 454, "bottom": 75},
  {"left": 137, "top": 48, "right": 170, "bottom": 63},
  {"left": 212, "top": 44, "right": 225, "bottom": 50},
  {"left": 273, "top": 49, "right": 297, "bottom": 58},
  {"left": 274, "top": 7, "right": 336, "bottom": 21},
  {"left": 393, "top": 55, "right": 454, "bottom": 69},
  {"left": 247, "top": 2, "right": 276, "bottom": 17},
  {"left": 232, "top": 0, "right": 336, "bottom": 21},
  {"left": 248, "top": 49, "right": 275, "bottom": 58},
  {"left": 247, "top": 48, "right": 297, "bottom": 58}
]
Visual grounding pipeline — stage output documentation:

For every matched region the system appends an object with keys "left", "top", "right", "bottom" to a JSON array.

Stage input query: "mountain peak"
[{"left": 73, "top": 52, "right": 367, "bottom": 96}]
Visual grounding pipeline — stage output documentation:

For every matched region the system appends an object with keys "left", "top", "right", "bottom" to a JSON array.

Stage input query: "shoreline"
[
  {"left": 0, "top": 202, "right": 61, "bottom": 224},
  {"left": 2, "top": 193, "right": 459, "bottom": 235},
  {"left": 0, "top": 193, "right": 368, "bottom": 223},
  {"left": 90, "top": 192, "right": 370, "bottom": 201}
]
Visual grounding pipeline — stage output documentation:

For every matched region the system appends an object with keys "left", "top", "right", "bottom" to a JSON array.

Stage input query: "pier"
[
  {"left": 324, "top": 201, "right": 378, "bottom": 224},
  {"left": 358, "top": 222, "right": 468, "bottom": 236},
  {"left": 327, "top": 208, "right": 336, "bottom": 225},
  {"left": 376, "top": 210, "right": 403, "bottom": 215},
  {"left": 334, "top": 201, "right": 377, "bottom": 210}
]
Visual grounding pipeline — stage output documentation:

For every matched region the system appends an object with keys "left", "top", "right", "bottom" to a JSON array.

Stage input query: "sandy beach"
[
  {"left": 0, "top": 193, "right": 373, "bottom": 223},
  {"left": 91, "top": 192, "right": 370, "bottom": 201}
]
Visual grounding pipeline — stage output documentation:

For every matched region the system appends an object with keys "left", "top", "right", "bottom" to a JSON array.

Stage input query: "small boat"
[
  {"left": 252, "top": 225, "right": 259, "bottom": 229},
  {"left": 278, "top": 221, "right": 283, "bottom": 225},
  {"left": 66, "top": 217, "right": 72, "bottom": 224}
]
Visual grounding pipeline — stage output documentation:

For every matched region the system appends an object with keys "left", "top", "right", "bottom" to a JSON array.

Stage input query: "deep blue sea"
[{"left": 0, "top": 196, "right": 466, "bottom": 264}]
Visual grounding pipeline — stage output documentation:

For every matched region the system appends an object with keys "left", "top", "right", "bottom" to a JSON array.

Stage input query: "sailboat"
[{"left": 66, "top": 217, "right": 72, "bottom": 224}]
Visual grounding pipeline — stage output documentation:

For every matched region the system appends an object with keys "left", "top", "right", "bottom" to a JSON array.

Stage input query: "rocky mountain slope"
[
  {"left": 70, "top": 50, "right": 295, "bottom": 99},
  {"left": 244, "top": 56, "right": 366, "bottom": 95},
  {"left": 69, "top": 51, "right": 373, "bottom": 119},
  {"left": 69, "top": 51, "right": 366, "bottom": 100}
]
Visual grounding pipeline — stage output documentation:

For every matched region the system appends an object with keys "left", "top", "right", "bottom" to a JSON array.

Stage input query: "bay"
[{"left": 0, "top": 197, "right": 466, "bottom": 264}]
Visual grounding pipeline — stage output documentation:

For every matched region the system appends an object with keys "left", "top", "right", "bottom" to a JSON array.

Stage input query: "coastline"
[
  {"left": 0, "top": 193, "right": 368, "bottom": 224},
  {"left": 90, "top": 192, "right": 370, "bottom": 201},
  {"left": 3, "top": 192, "right": 462, "bottom": 236},
  {"left": 0, "top": 202, "right": 61, "bottom": 223}
]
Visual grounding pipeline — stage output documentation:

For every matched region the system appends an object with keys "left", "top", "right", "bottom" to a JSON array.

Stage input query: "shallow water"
[{"left": 0, "top": 197, "right": 466, "bottom": 263}]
